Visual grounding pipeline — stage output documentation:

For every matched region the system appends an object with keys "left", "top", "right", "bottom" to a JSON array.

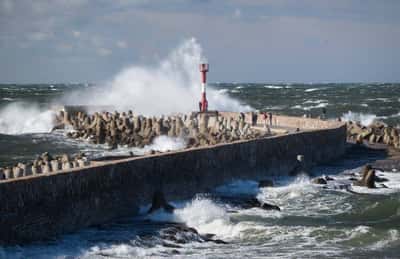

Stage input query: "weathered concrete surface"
[{"left": 0, "top": 119, "right": 346, "bottom": 245}]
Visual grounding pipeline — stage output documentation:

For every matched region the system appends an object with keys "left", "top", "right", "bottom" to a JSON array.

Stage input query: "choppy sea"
[{"left": 0, "top": 83, "right": 400, "bottom": 258}]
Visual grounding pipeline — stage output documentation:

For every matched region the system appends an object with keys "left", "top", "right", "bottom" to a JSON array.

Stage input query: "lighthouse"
[{"left": 199, "top": 63, "right": 209, "bottom": 112}]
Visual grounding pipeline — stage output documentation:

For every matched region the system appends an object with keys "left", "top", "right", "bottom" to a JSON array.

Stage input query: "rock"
[
  {"left": 3, "top": 168, "right": 13, "bottom": 179},
  {"left": 374, "top": 176, "right": 388, "bottom": 182},
  {"left": 312, "top": 177, "right": 327, "bottom": 185},
  {"left": 147, "top": 191, "right": 175, "bottom": 214},
  {"left": 369, "top": 134, "right": 376, "bottom": 143},
  {"left": 41, "top": 163, "right": 52, "bottom": 174},
  {"left": 261, "top": 203, "right": 281, "bottom": 211},
  {"left": 62, "top": 162, "right": 73, "bottom": 170},
  {"left": 50, "top": 160, "right": 61, "bottom": 171},
  {"left": 61, "top": 154, "right": 70, "bottom": 163},
  {"left": 245, "top": 198, "right": 280, "bottom": 211},
  {"left": 258, "top": 179, "right": 274, "bottom": 188},
  {"left": 13, "top": 166, "right": 24, "bottom": 178},
  {"left": 31, "top": 165, "right": 42, "bottom": 175},
  {"left": 354, "top": 165, "right": 376, "bottom": 188},
  {"left": 18, "top": 163, "right": 32, "bottom": 176},
  {"left": 324, "top": 175, "right": 335, "bottom": 181},
  {"left": 77, "top": 159, "right": 90, "bottom": 167}
]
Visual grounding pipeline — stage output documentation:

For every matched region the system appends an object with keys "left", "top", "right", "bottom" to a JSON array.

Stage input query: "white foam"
[
  {"left": 82, "top": 135, "right": 187, "bottom": 157},
  {"left": 369, "top": 229, "right": 399, "bottom": 250},
  {"left": 256, "top": 174, "right": 353, "bottom": 216},
  {"left": 341, "top": 111, "right": 377, "bottom": 126},
  {"left": 0, "top": 103, "right": 55, "bottom": 135},
  {"left": 304, "top": 88, "right": 320, "bottom": 92},
  {"left": 148, "top": 196, "right": 264, "bottom": 240},
  {"left": 291, "top": 102, "right": 328, "bottom": 111},
  {"left": 303, "top": 99, "right": 327, "bottom": 104},
  {"left": 264, "top": 85, "right": 283, "bottom": 89},
  {"left": 63, "top": 38, "right": 251, "bottom": 116},
  {"left": 348, "top": 171, "right": 400, "bottom": 195}
]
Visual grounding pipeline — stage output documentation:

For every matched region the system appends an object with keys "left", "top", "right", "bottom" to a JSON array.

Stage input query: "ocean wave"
[
  {"left": 291, "top": 103, "right": 328, "bottom": 111},
  {"left": 341, "top": 111, "right": 377, "bottom": 126},
  {"left": 148, "top": 196, "right": 261, "bottom": 240},
  {"left": 264, "top": 85, "right": 283, "bottom": 89},
  {"left": 62, "top": 38, "right": 251, "bottom": 115},
  {"left": 0, "top": 103, "right": 55, "bottom": 135},
  {"left": 1, "top": 98, "right": 14, "bottom": 101},
  {"left": 303, "top": 99, "right": 327, "bottom": 104},
  {"left": 304, "top": 88, "right": 324, "bottom": 92}
]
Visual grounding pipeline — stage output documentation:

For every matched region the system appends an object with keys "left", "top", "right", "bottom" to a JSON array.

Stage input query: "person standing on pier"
[
  {"left": 268, "top": 112, "right": 273, "bottom": 126},
  {"left": 262, "top": 112, "right": 267, "bottom": 128}
]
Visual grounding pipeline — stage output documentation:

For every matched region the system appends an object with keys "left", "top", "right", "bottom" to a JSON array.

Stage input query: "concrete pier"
[{"left": 0, "top": 114, "right": 346, "bottom": 245}]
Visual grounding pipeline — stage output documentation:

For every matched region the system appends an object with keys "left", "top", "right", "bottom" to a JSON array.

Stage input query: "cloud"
[
  {"left": 0, "top": 0, "right": 399, "bottom": 83},
  {"left": 72, "top": 30, "right": 81, "bottom": 38},
  {"left": 27, "top": 32, "right": 52, "bottom": 41},
  {"left": 0, "top": 0, "right": 13, "bottom": 14},
  {"left": 234, "top": 8, "right": 241, "bottom": 18},
  {"left": 116, "top": 40, "right": 128, "bottom": 48},
  {"left": 97, "top": 47, "right": 112, "bottom": 56}
]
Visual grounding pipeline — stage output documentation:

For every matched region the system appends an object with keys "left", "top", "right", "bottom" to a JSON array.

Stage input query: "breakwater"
[{"left": 0, "top": 114, "right": 346, "bottom": 245}]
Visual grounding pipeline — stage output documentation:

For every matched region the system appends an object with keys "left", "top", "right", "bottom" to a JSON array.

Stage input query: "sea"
[{"left": 0, "top": 82, "right": 400, "bottom": 258}]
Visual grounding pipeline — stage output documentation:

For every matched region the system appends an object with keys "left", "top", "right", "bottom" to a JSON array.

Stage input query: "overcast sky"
[{"left": 0, "top": 0, "right": 399, "bottom": 83}]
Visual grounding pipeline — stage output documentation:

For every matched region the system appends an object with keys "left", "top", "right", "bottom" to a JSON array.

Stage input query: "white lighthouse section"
[{"left": 65, "top": 38, "right": 251, "bottom": 115}]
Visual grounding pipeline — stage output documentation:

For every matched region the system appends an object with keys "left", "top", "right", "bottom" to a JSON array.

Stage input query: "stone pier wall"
[{"left": 0, "top": 117, "right": 346, "bottom": 245}]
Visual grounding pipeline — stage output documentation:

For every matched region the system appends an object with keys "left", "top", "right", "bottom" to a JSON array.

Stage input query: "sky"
[{"left": 0, "top": 0, "right": 399, "bottom": 83}]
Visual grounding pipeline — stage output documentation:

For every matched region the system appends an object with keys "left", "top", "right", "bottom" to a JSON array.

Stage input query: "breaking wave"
[
  {"left": 0, "top": 103, "right": 55, "bottom": 135},
  {"left": 341, "top": 111, "right": 377, "bottom": 126},
  {"left": 64, "top": 38, "right": 251, "bottom": 115}
]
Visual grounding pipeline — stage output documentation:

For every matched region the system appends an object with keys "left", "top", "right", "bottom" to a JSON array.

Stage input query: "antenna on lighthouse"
[{"left": 199, "top": 63, "right": 209, "bottom": 112}]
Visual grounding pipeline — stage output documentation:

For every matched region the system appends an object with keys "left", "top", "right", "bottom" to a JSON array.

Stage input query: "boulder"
[
  {"left": 354, "top": 165, "right": 376, "bottom": 188},
  {"left": 13, "top": 166, "right": 24, "bottom": 178},
  {"left": 245, "top": 198, "right": 281, "bottom": 211},
  {"left": 62, "top": 162, "right": 73, "bottom": 170},
  {"left": 31, "top": 165, "right": 42, "bottom": 175},
  {"left": 3, "top": 168, "right": 13, "bottom": 179},
  {"left": 41, "top": 163, "right": 52, "bottom": 174},
  {"left": 50, "top": 160, "right": 61, "bottom": 171},
  {"left": 77, "top": 159, "right": 90, "bottom": 167}
]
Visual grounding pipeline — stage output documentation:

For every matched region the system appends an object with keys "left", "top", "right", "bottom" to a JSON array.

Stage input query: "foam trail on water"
[
  {"left": 64, "top": 38, "right": 251, "bottom": 115},
  {"left": 0, "top": 103, "right": 55, "bottom": 135}
]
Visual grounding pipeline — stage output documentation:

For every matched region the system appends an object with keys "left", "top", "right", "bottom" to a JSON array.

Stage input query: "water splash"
[
  {"left": 0, "top": 103, "right": 55, "bottom": 135},
  {"left": 64, "top": 38, "right": 251, "bottom": 115}
]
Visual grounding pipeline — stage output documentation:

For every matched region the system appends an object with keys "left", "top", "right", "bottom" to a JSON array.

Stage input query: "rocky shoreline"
[
  {"left": 347, "top": 120, "right": 400, "bottom": 150},
  {"left": 54, "top": 110, "right": 266, "bottom": 149}
]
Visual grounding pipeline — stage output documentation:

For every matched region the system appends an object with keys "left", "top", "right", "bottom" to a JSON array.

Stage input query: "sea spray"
[
  {"left": 341, "top": 111, "right": 377, "bottom": 126},
  {"left": 63, "top": 38, "right": 251, "bottom": 115},
  {"left": 0, "top": 103, "right": 55, "bottom": 135},
  {"left": 148, "top": 196, "right": 260, "bottom": 240}
]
